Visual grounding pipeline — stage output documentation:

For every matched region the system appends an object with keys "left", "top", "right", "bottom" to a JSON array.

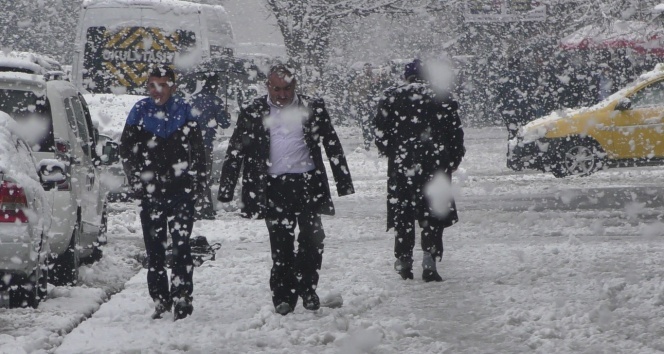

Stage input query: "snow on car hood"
[{"left": 519, "top": 106, "right": 595, "bottom": 144}]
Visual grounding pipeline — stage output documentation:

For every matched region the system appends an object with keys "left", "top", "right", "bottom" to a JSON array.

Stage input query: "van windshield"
[
  {"left": 83, "top": 26, "right": 196, "bottom": 94},
  {"left": 0, "top": 89, "right": 54, "bottom": 152}
]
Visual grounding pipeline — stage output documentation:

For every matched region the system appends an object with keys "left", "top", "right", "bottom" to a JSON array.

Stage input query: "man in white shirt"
[{"left": 217, "top": 64, "right": 355, "bottom": 315}]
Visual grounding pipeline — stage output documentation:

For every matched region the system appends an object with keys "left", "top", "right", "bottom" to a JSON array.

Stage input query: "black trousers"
[
  {"left": 357, "top": 101, "right": 375, "bottom": 149},
  {"left": 140, "top": 192, "right": 195, "bottom": 306},
  {"left": 265, "top": 171, "right": 325, "bottom": 308},
  {"left": 393, "top": 173, "right": 445, "bottom": 261}
]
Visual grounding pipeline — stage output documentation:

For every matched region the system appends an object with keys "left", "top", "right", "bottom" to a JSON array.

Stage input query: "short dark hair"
[
  {"left": 149, "top": 65, "right": 176, "bottom": 82},
  {"left": 267, "top": 64, "right": 295, "bottom": 82}
]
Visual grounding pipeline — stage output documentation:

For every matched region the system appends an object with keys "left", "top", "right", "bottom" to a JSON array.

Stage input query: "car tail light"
[
  {"left": 54, "top": 139, "right": 71, "bottom": 191},
  {"left": 0, "top": 180, "right": 29, "bottom": 223}
]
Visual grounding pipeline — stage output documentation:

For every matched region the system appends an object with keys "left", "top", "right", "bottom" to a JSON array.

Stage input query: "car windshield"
[
  {"left": 590, "top": 70, "right": 664, "bottom": 109},
  {"left": 0, "top": 88, "right": 54, "bottom": 152}
]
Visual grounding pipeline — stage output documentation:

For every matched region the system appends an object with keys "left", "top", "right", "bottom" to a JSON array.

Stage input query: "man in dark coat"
[
  {"left": 217, "top": 64, "right": 355, "bottom": 315},
  {"left": 120, "top": 65, "right": 206, "bottom": 320},
  {"left": 373, "top": 59, "right": 465, "bottom": 282},
  {"left": 189, "top": 71, "right": 230, "bottom": 219}
]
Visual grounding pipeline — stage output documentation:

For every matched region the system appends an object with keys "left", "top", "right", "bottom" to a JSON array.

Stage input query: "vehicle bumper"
[
  {"left": 508, "top": 137, "right": 550, "bottom": 171},
  {"left": 0, "top": 225, "right": 40, "bottom": 278}
]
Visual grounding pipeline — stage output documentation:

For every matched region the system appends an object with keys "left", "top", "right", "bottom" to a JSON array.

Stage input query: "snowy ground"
[{"left": 2, "top": 123, "right": 664, "bottom": 353}]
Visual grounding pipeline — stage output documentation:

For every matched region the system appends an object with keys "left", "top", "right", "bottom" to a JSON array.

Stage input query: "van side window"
[{"left": 64, "top": 96, "right": 92, "bottom": 157}]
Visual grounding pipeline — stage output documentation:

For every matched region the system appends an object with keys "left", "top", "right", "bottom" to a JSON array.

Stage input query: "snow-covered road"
[{"left": 2, "top": 126, "right": 664, "bottom": 353}]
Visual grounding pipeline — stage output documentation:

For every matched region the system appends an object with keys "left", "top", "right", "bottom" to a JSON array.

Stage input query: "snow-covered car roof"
[
  {"left": 0, "top": 71, "right": 47, "bottom": 91},
  {"left": 0, "top": 51, "right": 62, "bottom": 73}
]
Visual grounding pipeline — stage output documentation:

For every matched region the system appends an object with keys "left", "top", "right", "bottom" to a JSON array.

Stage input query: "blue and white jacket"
[{"left": 120, "top": 96, "right": 206, "bottom": 199}]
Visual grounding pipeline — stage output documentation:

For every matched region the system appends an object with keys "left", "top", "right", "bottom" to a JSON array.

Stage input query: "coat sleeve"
[
  {"left": 217, "top": 106, "right": 249, "bottom": 202},
  {"left": 119, "top": 105, "right": 144, "bottom": 189},
  {"left": 215, "top": 99, "right": 231, "bottom": 129},
  {"left": 313, "top": 99, "right": 355, "bottom": 197},
  {"left": 373, "top": 95, "right": 392, "bottom": 157},
  {"left": 442, "top": 100, "right": 465, "bottom": 171},
  {"left": 185, "top": 120, "right": 207, "bottom": 197}
]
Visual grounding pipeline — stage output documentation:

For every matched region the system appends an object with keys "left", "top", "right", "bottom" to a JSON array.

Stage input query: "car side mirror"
[
  {"left": 37, "top": 159, "right": 67, "bottom": 191},
  {"left": 101, "top": 141, "right": 120, "bottom": 165},
  {"left": 615, "top": 98, "right": 632, "bottom": 111}
]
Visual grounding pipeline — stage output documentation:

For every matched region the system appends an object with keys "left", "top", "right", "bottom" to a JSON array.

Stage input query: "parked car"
[
  {"left": 509, "top": 63, "right": 664, "bottom": 177},
  {"left": 0, "top": 63, "right": 111, "bottom": 287},
  {"left": 0, "top": 111, "right": 59, "bottom": 308}
]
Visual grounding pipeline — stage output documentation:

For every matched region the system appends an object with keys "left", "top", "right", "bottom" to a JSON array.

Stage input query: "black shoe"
[
  {"left": 173, "top": 298, "right": 193, "bottom": 320},
  {"left": 275, "top": 302, "right": 293, "bottom": 316},
  {"left": 394, "top": 258, "right": 413, "bottom": 280},
  {"left": 423, "top": 269, "right": 443, "bottom": 282},
  {"left": 302, "top": 292, "right": 320, "bottom": 311},
  {"left": 151, "top": 302, "right": 172, "bottom": 319}
]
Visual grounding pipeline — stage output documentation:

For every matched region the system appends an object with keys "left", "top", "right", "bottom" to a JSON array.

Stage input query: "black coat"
[
  {"left": 217, "top": 95, "right": 355, "bottom": 219},
  {"left": 373, "top": 82, "right": 465, "bottom": 231},
  {"left": 119, "top": 97, "right": 206, "bottom": 199}
]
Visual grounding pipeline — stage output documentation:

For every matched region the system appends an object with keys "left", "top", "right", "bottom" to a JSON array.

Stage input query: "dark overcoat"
[
  {"left": 373, "top": 82, "right": 465, "bottom": 231},
  {"left": 217, "top": 95, "right": 355, "bottom": 219}
]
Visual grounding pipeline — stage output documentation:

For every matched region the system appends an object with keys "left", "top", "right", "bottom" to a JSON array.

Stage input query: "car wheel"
[
  {"left": 550, "top": 138, "right": 606, "bottom": 178},
  {"left": 24, "top": 263, "right": 45, "bottom": 308},
  {"left": 50, "top": 213, "right": 80, "bottom": 286},
  {"left": 37, "top": 261, "right": 48, "bottom": 302},
  {"left": 7, "top": 260, "right": 43, "bottom": 308}
]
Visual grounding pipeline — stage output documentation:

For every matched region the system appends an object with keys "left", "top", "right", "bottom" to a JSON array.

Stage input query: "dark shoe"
[
  {"left": 394, "top": 258, "right": 413, "bottom": 280},
  {"left": 423, "top": 269, "right": 443, "bottom": 282},
  {"left": 275, "top": 302, "right": 293, "bottom": 316},
  {"left": 173, "top": 297, "right": 193, "bottom": 320},
  {"left": 302, "top": 292, "right": 320, "bottom": 311},
  {"left": 151, "top": 302, "right": 172, "bottom": 319}
]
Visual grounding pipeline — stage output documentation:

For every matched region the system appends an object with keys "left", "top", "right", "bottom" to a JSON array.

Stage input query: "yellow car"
[{"left": 508, "top": 64, "right": 664, "bottom": 177}]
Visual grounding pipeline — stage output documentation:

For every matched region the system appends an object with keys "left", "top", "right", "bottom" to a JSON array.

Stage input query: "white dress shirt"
[{"left": 266, "top": 96, "right": 315, "bottom": 175}]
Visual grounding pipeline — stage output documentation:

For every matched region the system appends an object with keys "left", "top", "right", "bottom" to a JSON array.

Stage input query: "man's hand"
[{"left": 131, "top": 182, "right": 144, "bottom": 199}]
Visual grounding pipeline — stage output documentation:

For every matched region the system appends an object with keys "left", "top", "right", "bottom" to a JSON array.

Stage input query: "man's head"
[
  {"left": 147, "top": 65, "right": 177, "bottom": 105},
  {"left": 266, "top": 64, "right": 296, "bottom": 108},
  {"left": 200, "top": 71, "right": 220, "bottom": 94},
  {"left": 404, "top": 59, "right": 423, "bottom": 83},
  {"left": 363, "top": 62, "right": 373, "bottom": 75}
]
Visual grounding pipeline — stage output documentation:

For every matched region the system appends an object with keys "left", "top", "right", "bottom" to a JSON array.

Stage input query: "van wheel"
[
  {"left": 82, "top": 201, "right": 107, "bottom": 265},
  {"left": 50, "top": 215, "right": 80, "bottom": 286},
  {"left": 550, "top": 138, "right": 606, "bottom": 178}
]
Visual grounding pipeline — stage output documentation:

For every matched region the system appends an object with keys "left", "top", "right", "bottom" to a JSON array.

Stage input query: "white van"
[{"left": 72, "top": 0, "right": 235, "bottom": 94}]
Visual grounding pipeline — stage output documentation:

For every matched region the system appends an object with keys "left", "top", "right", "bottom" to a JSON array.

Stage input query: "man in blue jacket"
[
  {"left": 120, "top": 65, "right": 206, "bottom": 320},
  {"left": 189, "top": 71, "right": 230, "bottom": 219}
]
